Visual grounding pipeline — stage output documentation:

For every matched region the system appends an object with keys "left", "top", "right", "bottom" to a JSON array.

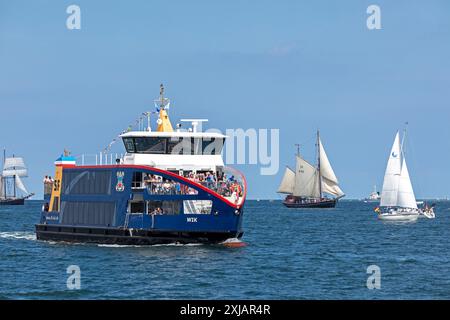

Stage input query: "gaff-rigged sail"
[
  {"left": 277, "top": 167, "right": 295, "bottom": 194},
  {"left": 293, "top": 156, "right": 320, "bottom": 198}
]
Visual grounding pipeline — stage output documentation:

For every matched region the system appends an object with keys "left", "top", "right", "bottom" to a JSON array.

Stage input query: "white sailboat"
[
  {"left": 278, "top": 131, "right": 345, "bottom": 208},
  {"left": 376, "top": 131, "right": 434, "bottom": 221},
  {"left": 0, "top": 150, "right": 34, "bottom": 205}
]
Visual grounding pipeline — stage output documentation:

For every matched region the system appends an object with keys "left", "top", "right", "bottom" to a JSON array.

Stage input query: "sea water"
[{"left": 1, "top": 200, "right": 449, "bottom": 299}]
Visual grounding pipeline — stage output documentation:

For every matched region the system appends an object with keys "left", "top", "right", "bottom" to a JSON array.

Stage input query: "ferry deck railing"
[{"left": 75, "top": 153, "right": 125, "bottom": 166}]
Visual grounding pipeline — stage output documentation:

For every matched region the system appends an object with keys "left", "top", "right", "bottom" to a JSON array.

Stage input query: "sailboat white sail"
[
  {"left": 377, "top": 131, "right": 430, "bottom": 221},
  {"left": 15, "top": 176, "right": 29, "bottom": 195},
  {"left": 397, "top": 158, "right": 417, "bottom": 209},
  {"left": 2, "top": 157, "right": 28, "bottom": 177},
  {"left": 380, "top": 132, "right": 401, "bottom": 207}
]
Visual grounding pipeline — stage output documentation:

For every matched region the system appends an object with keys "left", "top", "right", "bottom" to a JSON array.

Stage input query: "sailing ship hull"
[
  {"left": 283, "top": 196, "right": 337, "bottom": 208},
  {"left": 0, "top": 197, "right": 25, "bottom": 205}
]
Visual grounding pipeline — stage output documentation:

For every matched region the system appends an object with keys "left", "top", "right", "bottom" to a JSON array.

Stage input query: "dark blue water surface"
[{"left": 1, "top": 200, "right": 450, "bottom": 299}]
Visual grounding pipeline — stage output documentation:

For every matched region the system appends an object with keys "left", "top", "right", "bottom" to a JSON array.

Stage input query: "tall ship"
[
  {"left": 0, "top": 151, "right": 34, "bottom": 205},
  {"left": 277, "top": 131, "right": 345, "bottom": 208},
  {"left": 36, "top": 85, "right": 247, "bottom": 245}
]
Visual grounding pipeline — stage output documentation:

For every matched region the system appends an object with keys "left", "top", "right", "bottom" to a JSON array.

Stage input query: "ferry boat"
[
  {"left": 363, "top": 185, "right": 381, "bottom": 203},
  {"left": 36, "top": 85, "right": 246, "bottom": 245}
]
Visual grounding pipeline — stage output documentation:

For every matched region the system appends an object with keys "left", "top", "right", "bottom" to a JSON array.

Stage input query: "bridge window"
[
  {"left": 123, "top": 137, "right": 224, "bottom": 155},
  {"left": 135, "top": 137, "right": 166, "bottom": 154}
]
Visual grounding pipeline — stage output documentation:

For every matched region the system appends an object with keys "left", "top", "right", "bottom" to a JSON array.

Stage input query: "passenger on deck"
[
  {"left": 143, "top": 173, "right": 151, "bottom": 187},
  {"left": 43, "top": 175, "right": 54, "bottom": 194}
]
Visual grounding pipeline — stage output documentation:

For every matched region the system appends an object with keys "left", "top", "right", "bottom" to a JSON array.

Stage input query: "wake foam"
[
  {"left": 97, "top": 243, "right": 204, "bottom": 248},
  {"left": 0, "top": 231, "right": 36, "bottom": 241}
]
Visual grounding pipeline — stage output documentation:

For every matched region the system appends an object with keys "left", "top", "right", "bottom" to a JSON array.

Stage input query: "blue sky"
[{"left": 1, "top": 0, "right": 449, "bottom": 199}]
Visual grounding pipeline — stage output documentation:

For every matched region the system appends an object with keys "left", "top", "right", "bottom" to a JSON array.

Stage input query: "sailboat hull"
[
  {"left": 378, "top": 209, "right": 419, "bottom": 221},
  {"left": 283, "top": 196, "right": 337, "bottom": 208},
  {"left": 0, "top": 198, "right": 25, "bottom": 205}
]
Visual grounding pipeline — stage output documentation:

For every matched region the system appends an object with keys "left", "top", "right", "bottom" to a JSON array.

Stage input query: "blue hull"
[
  {"left": 35, "top": 224, "right": 243, "bottom": 245},
  {"left": 37, "top": 165, "right": 246, "bottom": 245}
]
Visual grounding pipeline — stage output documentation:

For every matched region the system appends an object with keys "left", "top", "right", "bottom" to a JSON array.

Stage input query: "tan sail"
[
  {"left": 318, "top": 138, "right": 344, "bottom": 198},
  {"left": 277, "top": 167, "right": 295, "bottom": 194},
  {"left": 293, "top": 156, "right": 320, "bottom": 198},
  {"left": 322, "top": 177, "right": 345, "bottom": 197}
]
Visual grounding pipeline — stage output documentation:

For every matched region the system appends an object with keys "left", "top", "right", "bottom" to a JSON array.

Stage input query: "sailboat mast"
[
  {"left": 12, "top": 154, "right": 16, "bottom": 198},
  {"left": 400, "top": 124, "right": 407, "bottom": 160},
  {"left": 317, "top": 130, "right": 322, "bottom": 199},
  {"left": 2, "top": 149, "right": 5, "bottom": 199}
]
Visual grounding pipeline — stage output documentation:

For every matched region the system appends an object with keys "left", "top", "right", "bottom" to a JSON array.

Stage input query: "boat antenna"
[
  {"left": 2, "top": 148, "right": 4, "bottom": 199},
  {"left": 317, "top": 130, "right": 322, "bottom": 199},
  {"left": 159, "top": 83, "right": 168, "bottom": 111},
  {"left": 401, "top": 121, "right": 408, "bottom": 158},
  {"left": 295, "top": 144, "right": 300, "bottom": 157}
]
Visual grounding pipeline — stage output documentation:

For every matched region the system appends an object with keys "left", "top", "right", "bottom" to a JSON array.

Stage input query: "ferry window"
[
  {"left": 183, "top": 200, "right": 212, "bottom": 214},
  {"left": 169, "top": 137, "right": 224, "bottom": 155},
  {"left": 61, "top": 201, "right": 116, "bottom": 226},
  {"left": 63, "top": 170, "right": 112, "bottom": 195},
  {"left": 167, "top": 137, "right": 186, "bottom": 154},
  {"left": 143, "top": 173, "right": 198, "bottom": 195},
  {"left": 130, "top": 201, "right": 145, "bottom": 213},
  {"left": 123, "top": 138, "right": 136, "bottom": 153},
  {"left": 147, "top": 200, "right": 181, "bottom": 215},
  {"left": 134, "top": 137, "right": 167, "bottom": 154},
  {"left": 132, "top": 172, "right": 143, "bottom": 189}
]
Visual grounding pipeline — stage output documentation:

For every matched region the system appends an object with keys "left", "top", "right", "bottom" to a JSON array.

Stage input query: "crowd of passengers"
[
  {"left": 43, "top": 175, "right": 54, "bottom": 195},
  {"left": 140, "top": 171, "right": 243, "bottom": 203}
]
